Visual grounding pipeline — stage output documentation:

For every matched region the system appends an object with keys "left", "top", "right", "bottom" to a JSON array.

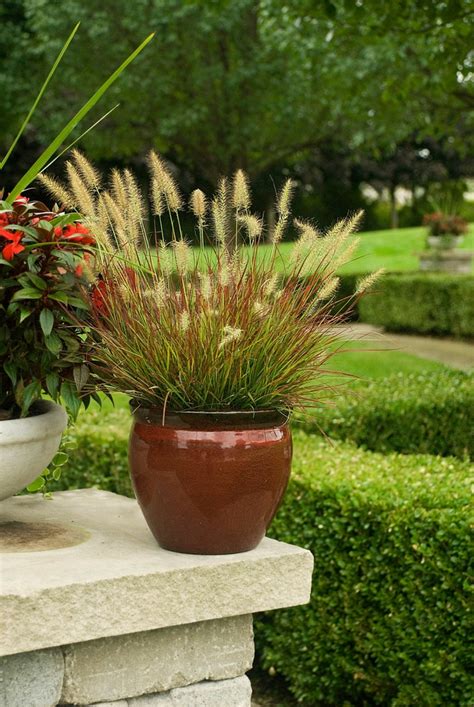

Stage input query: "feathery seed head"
[
  {"left": 218, "top": 325, "right": 243, "bottom": 350},
  {"left": 37, "top": 173, "right": 74, "bottom": 209},
  {"left": 172, "top": 239, "right": 191, "bottom": 275},
  {"left": 66, "top": 161, "right": 95, "bottom": 215},
  {"left": 212, "top": 197, "right": 227, "bottom": 247},
  {"left": 110, "top": 169, "right": 128, "bottom": 211},
  {"left": 198, "top": 271, "right": 212, "bottom": 301},
  {"left": 219, "top": 261, "right": 230, "bottom": 287},
  {"left": 232, "top": 169, "right": 251, "bottom": 211},
  {"left": 151, "top": 178, "right": 165, "bottom": 216},
  {"left": 317, "top": 277, "right": 340, "bottom": 300},
  {"left": 264, "top": 273, "right": 280, "bottom": 297},
  {"left": 72, "top": 149, "right": 101, "bottom": 190},
  {"left": 157, "top": 240, "right": 172, "bottom": 276},
  {"left": 276, "top": 178, "right": 295, "bottom": 217},
  {"left": 155, "top": 280, "right": 168, "bottom": 307},
  {"left": 238, "top": 214, "right": 262, "bottom": 241},
  {"left": 356, "top": 268, "right": 385, "bottom": 294},
  {"left": 179, "top": 310, "right": 190, "bottom": 332},
  {"left": 148, "top": 151, "right": 181, "bottom": 211},
  {"left": 190, "top": 189, "right": 207, "bottom": 220}
]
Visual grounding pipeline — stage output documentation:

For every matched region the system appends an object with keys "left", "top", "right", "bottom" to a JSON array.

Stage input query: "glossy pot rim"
[{"left": 130, "top": 401, "right": 291, "bottom": 429}]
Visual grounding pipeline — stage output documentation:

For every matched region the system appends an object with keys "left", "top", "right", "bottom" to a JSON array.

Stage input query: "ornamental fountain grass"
[{"left": 44, "top": 152, "right": 382, "bottom": 554}]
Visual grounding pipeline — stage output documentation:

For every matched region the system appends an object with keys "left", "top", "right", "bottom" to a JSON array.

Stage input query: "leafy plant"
[
  {"left": 423, "top": 211, "right": 469, "bottom": 237},
  {"left": 43, "top": 152, "right": 382, "bottom": 414},
  {"left": 0, "top": 194, "right": 97, "bottom": 419}
]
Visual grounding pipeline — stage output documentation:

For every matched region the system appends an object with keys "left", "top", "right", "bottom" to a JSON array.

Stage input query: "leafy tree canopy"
[{"left": 1, "top": 0, "right": 472, "bottom": 189}]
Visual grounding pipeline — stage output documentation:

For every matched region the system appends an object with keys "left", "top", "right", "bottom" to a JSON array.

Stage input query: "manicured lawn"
[
  {"left": 327, "top": 340, "right": 448, "bottom": 380},
  {"left": 185, "top": 223, "right": 474, "bottom": 274}
]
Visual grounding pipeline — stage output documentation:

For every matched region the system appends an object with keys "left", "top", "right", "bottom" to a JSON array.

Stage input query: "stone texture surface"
[
  {"left": 1, "top": 489, "right": 313, "bottom": 656},
  {"left": 61, "top": 615, "right": 253, "bottom": 704},
  {"left": 0, "top": 647, "right": 64, "bottom": 707},
  {"left": 126, "top": 676, "right": 252, "bottom": 706}
]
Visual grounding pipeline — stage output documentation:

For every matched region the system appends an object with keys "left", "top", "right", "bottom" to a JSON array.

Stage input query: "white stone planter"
[
  {"left": 427, "top": 235, "right": 463, "bottom": 249},
  {"left": 0, "top": 401, "right": 67, "bottom": 501}
]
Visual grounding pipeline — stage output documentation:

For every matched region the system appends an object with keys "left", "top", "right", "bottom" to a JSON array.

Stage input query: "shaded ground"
[
  {"left": 250, "top": 667, "right": 300, "bottom": 707},
  {"left": 333, "top": 323, "right": 474, "bottom": 371}
]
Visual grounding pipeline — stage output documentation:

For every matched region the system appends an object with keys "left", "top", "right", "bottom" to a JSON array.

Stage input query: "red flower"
[
  {"left": 13, "top": 195, "right": 29, "bottom": 205},
  {"left": 75, "top": 263, "right": 84, "bottom": 277},
  {"left": 0, "top": 229, "right": 25, "bottom": 261},
  {"left": 55, "top": 223, "right": 95, "bottom": 246}
]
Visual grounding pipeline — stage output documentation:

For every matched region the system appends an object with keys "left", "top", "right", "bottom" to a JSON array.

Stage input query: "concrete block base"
[{"left": 0, "top": 490, "right": 313, "bottom": 706}]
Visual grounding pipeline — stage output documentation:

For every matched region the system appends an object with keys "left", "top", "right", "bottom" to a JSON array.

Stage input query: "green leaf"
[
  {"left": 39, "top": 308, "right": 54, "bottom": 337},
  {"left": 26, "top": 273, "right": 47, "bottom": 290},
  {"left": 21, "top": 380, "right": 42, "bottom": 416},
  {"left": 19, "top": 308, "right": 33, "bottom": 323},
  {"left": 67, "top": 296, "right": 89, "bottom": 309},
  {"left": 3, "top": 361, "right": 17, "bottom": 385},
  {"left": 73, "top": 364, "right": 89, "bottom": 392},
  {"left": 27, "top": 476, "right": 46, "bottom": 492},
  {"left": 46, "top": 372, "right": 60, "bottom": 398},
  {"left": 6, "top": 32, "right": 155, "bottom": 201},
  {"left": 45, "top": 333, "right": 62, "bottom": 355},
  {"left": 47, "top": 291, "right": 68, "bottom": 303},
  {"left": 11, "top": 287, "right": 43, "bottom": 301},
  {"left": 52, "top": 452, "right": 68, "bottom": 467},
  {"left": 60, "top": 381, "right": 81, "bottom": 420}
]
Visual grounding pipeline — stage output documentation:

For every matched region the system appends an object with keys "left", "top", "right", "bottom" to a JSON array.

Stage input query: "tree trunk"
[{"left": 389, "top": 186, "right": 399, "bottom": 229}]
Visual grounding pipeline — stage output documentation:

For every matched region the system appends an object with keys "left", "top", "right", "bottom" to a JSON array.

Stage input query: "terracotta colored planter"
[{"left": 129, "top": 407, "right": 292, "bottom": 554}]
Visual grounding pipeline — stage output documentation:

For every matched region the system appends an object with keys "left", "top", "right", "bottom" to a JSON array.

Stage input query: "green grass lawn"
[
  {"left": 327, "top": 341, "right": 448, "bottom": 379},
  {"left": 183, "top": 223, "right": 474, "bottom": 275}
]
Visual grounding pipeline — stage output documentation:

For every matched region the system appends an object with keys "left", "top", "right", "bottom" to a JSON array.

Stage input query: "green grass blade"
[
  {"left": 0, "top": 23, "right": 80, "bottom": 170},
  {"left": 7, "top": 32, "right": 155, "bottom": 203}
]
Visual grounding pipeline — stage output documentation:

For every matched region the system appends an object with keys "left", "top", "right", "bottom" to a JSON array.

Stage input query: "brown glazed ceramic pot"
[{"left": 129, "top": 407, "right": 292, "bottom": 554}]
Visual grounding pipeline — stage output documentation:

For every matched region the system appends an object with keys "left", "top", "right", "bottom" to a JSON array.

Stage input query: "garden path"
[{"left": 333, "top": 323, "right": 474, "bottom": 371}]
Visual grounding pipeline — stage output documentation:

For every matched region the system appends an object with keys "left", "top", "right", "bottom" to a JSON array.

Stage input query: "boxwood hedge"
[
  {"left": 256, "top": 435, "right": 473, "bottom": 706},
  {"left": 53, "top": 411, "right": 473, "bottom": 706},
  {"left": 300, "top": 370, "right": 474, "bottom": 459},
  {"left": 359, "top": 273, "right": 474, "bottom": 338}
]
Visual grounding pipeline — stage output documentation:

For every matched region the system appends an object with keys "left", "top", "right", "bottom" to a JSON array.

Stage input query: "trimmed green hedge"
[
  {"left": 55, "top": 415, "right": 473, "bottom": 706},
  {"left": 301, "top": 370, "right": 474, "bottom": 459},
  {"left": 359, "top": 273, "right": 474, "bottom": 338},
  {"left": 256, "top": 435, "right": 473, "bottom": 706}
]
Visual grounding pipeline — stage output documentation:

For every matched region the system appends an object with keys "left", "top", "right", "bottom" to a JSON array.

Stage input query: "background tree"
[{"left": 1, "top": 0, "right": 472, "bottom": 229}]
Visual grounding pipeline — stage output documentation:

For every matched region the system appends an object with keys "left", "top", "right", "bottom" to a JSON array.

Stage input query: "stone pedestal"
[
  {"left": 0, "top": 489, "right": 313, "bottom": 706},
  {"left": 419, "top": 249, "right": 473, "bottom": 274}
]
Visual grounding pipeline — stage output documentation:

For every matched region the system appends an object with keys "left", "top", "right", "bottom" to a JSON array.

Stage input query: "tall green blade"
[{"left": 7, "top": 32, "right": 155, "bottom": 203}]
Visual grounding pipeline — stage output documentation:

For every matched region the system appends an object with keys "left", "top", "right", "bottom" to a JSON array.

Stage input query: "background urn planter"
[
  {"left": 427, "top": 235, "right": 464, "bottom": 249},
  {"left": 129, "top": 407, "right": 292, "bottom": 554},
  {"left": 0, "top": 401, "right": 67, "bottom": 501}
]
